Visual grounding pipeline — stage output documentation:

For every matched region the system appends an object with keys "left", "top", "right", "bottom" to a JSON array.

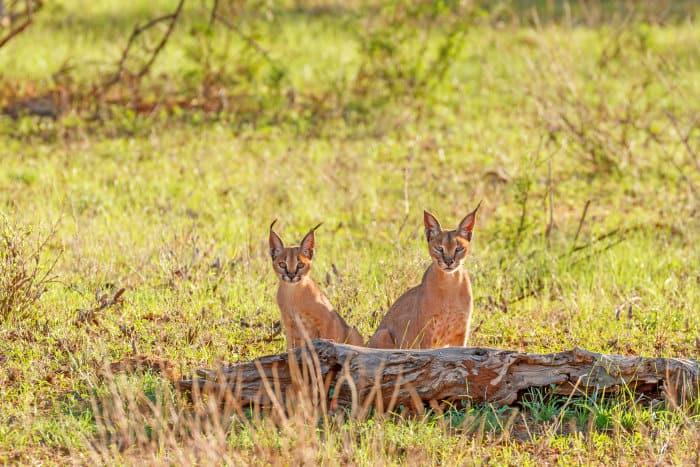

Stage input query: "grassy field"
[{"left": 1, "top": 0, "right": 700, "bottom": 464}]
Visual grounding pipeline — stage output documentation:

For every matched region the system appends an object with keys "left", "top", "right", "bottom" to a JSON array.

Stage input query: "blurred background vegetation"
[
  {"left": 1, "top": 0, "right": 698, "bottom": 136},
  {"left": 1, "top": 0, "right": 699, "bottom": 464}
]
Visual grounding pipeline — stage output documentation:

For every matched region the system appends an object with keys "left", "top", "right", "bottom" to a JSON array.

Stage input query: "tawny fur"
[
  {"left": 368, "top": 204, "right": 481, "bottom": 349},
  {"left": 269, "top": 221, "right": 364, "bottom": 349}
]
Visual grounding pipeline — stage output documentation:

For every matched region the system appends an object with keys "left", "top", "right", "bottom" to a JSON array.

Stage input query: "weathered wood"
[{"left": 178, "top": 340, "right": 700, "bottom": 411}]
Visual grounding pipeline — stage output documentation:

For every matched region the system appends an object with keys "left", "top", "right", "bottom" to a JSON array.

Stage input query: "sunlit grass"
[{"left": 1, "top": 0, "right": 699, "bottom": 464}]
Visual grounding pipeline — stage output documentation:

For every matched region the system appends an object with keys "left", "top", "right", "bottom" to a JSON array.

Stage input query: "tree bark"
[{"left": 178, "top": 340, "right": 700, "bottom": 411}]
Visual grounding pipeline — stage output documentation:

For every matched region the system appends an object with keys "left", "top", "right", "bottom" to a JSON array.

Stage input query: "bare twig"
[
  {"left": 0, "top": 14, "right": 29, "bottom": 48},
  {"left": 101, "top": 0, "right": 185, "bottom": 91},
  {"left": 666, "top": 111, "right": 700, "bottom": 172},
  {"left": 544, "top": 157, "right": 555, "bottom": 246},
  {"left": 572, "top": 199, "right": 591, "bottom": 249},
  {"left": 514, "top": 185, "right": 529, "bottom": 248},
  {"left": 208, "top": 0, "right": 218, "bottom": 28},
  {"left": 571, "top": 225, "right": 628, "bottom": 254},
  {"left": 0, "top": 0, "right": 41, "bottom": 49}
]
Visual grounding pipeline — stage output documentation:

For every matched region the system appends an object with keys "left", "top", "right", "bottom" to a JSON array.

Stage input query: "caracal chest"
[
  {"left": 277, "top": 285, "right": 329, "bottom": 331},
  {"left": 421, "top": 282, "right": 471, "bottom": 325}
]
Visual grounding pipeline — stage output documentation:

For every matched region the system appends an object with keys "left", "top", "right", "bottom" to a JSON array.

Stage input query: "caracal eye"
[
  {"left": 436, "top": 246, "right": 444, "bottom": 252},
  {"left": 456, "top": 246, "right": 464, "bottom": 252},
  {"left": 278, "top": 262, "right": 287, "bottom": 269},
  {"left": 296, "top": 262, "right": 304, "bottom": 270}
]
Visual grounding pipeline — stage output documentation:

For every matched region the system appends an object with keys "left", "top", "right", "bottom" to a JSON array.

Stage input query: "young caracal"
[
  {"left": 269, "top": 220, "right": 364, "bottom": 349},
  {"left": 369, "top": 203, "right": 481, "bottom": 349}
]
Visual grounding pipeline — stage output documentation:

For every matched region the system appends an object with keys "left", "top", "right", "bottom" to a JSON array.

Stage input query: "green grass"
[{"left": 1, "top": 0, "right": 700, "bottom": 464}]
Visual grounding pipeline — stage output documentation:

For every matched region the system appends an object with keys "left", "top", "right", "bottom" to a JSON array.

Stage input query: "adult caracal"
[
  {"left": 368, "top": 204, "right": 481, "bottom": 349},
  {"left": 269, "top": 220, "right": 364, "bottom": 349}
]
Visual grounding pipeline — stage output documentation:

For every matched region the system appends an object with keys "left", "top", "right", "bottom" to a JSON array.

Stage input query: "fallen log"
[{"left": 178, "top": 340, "right": 700, "bottom": 412}]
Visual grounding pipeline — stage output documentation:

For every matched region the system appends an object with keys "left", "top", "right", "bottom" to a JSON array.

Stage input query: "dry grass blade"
[
  {"left": 358, "top": 361, "right": 387, "bottom": 419},
  {"left": 254, "top": 359, "right": 288, "bottom": 424}
]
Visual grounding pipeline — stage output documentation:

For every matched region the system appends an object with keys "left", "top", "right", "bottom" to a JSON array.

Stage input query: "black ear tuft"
[
  {"left": 457, "top": 201, "right": 482, "bottom": 241},
  {"left": 300, "top": 223, "right": 322, "bottom": 259},
  {"left": 269, "top": 219, "right": 284, "bottom": 258}
]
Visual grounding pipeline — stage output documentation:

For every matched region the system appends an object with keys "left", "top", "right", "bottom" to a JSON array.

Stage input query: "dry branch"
[
  {"left": 101, "top": 0, "right": 185, "bottom": 91},
  {"left": 0, "top": 0, "right": 41, "bottom": 50},
  {"left": 179, "top": 340, "right": 699, "bottom": 412},
  {"left": 0, "top": 14, "right": 30, "bottom": 48}
]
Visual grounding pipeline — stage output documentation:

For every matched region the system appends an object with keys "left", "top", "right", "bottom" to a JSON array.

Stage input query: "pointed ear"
[
  {"left": 269, "top": 219, "right": 284, "bottom": 259},
  {"left": 300, "top": 223, "right": 322, "bottom": 259},
  {"left": 457, "top": 201, "right": 482, "bottom": 241},
  {"left": 424, "top": 210, "right": 442, "bottom": 241}
]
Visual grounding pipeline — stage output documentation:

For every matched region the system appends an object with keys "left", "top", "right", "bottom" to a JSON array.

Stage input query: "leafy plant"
[{"left": 520, "top": 387, "right": 564, "bottom": 423}]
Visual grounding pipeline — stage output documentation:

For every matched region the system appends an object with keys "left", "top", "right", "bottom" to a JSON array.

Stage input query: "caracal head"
[
  {"left": 423, "top": 202, "right": 481, "bottom": 272},
  {"left": 269, "top": 220, "right": 322, "bottom": 283}
]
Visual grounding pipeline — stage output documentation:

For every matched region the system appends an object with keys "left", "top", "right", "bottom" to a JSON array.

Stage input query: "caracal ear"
[
  {"left": 457, "top": 201, "right": 482, "bottom": 241},
  {"left": 423, "top": 210, "right": 442, "bottom": 242},
  {"left": 300, "top": 223, "right": 322, "bottom": 260},
  {"left": 269, "top": 219, "right": 284, "bottom": 259}
]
